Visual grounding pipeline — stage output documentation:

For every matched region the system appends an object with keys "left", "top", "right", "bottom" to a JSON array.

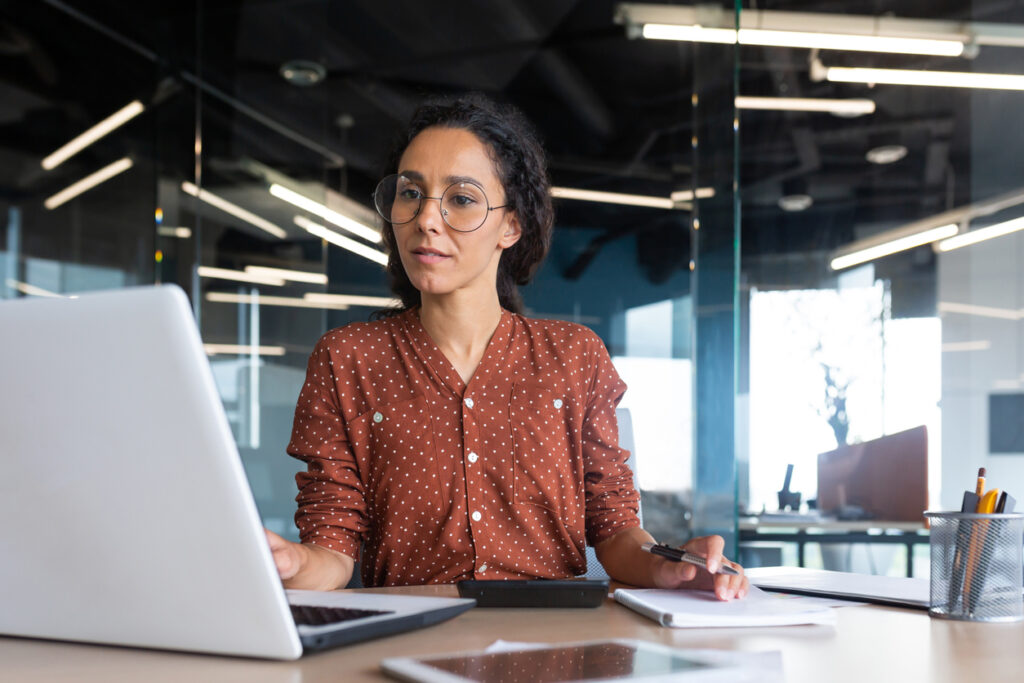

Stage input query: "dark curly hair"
[{"left": 374, "top": 93, "right": 554, "bottom": 316}]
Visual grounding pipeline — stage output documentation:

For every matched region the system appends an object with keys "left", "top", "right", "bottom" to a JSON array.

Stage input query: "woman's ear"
[{"left": 499, "top": 214, "right": 522, "bottom": 249}]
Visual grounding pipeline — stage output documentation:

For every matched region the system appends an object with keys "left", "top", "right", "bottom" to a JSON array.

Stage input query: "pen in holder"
[{"left": 924, "top": 511, "right": 1024, "bottom": 622}]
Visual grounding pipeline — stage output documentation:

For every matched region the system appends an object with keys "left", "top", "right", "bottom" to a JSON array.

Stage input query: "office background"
[{"left": 3, "top": 0, "right": 1023, "bottom": 577}]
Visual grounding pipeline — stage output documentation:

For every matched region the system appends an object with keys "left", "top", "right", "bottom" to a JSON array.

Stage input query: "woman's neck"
[{"left": 418, "top": 290, "right": 504, "bottom": 385}]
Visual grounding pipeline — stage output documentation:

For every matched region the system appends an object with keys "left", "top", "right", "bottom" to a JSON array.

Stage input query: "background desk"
[
  {"left": 1, "top": 583, "right": 1020, "bottom": 683},
  {"left": 739, "top": 517, "right": 929, "bottom": 576}
]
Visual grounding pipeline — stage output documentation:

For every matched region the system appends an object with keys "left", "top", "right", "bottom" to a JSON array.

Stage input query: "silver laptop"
[{"left": 0, "top": 285, "right": 474, "bottom": 659}]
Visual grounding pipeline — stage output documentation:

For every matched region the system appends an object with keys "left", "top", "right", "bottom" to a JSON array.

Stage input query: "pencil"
[{"left": 975, "top": 467, "right": 986, "bottom": 497}]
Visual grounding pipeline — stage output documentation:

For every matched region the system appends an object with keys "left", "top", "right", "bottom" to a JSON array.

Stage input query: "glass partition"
[{"left": 734, "top": 0, "right": 1024, "bottom": 576}]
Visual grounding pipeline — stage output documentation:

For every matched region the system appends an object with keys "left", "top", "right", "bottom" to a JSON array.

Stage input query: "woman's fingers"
[
  {"left": 265, "top": 528, "right": 302, "bottom": 580},
  {"left": 675, "top": 535, "right": 748, "bottom": 600}
]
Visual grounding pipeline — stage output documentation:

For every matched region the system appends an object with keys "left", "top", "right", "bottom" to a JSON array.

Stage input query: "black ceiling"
[{"left": 3, "top": 0, "right": 1024, "bottom": 293}]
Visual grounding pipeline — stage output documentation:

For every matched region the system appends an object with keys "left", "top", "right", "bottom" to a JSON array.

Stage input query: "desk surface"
[{"left": 2, "top": 584, "right": 1019, "bottom": 683}]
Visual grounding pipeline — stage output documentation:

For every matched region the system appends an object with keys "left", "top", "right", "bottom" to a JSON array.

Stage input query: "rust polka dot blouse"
[{"left": 286, "top": 308, "right": 640, "bottom": 587}]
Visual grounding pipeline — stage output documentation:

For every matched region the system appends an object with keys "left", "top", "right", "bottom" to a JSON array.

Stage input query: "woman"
[{"left": 266, "top": 94, "right": 748, "bottom": 600}]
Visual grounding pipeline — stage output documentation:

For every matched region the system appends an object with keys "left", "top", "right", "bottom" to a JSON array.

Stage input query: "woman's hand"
[
  {"left": 651, "top": 534, "right": 749, "bottom": 600},
  {"left": 263, "top": 528, "right": 355, "bottom": 590},
  {"left": 265, "top": 528, "right": 307, "bottom": 581}
]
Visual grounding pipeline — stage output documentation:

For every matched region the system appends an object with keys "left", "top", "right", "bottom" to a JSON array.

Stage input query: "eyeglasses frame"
[{"left": 373, "top": 174, "right": 509, "bottom": 233}]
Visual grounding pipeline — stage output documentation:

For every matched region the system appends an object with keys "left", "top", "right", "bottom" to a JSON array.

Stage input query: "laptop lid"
[{"left": 0, "top": 285, "right": 303, "bottom": 659}]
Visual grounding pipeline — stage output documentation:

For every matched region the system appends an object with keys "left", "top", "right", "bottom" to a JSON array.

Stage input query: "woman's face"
[{"left": 392, "top": 126, "right": 521, "bottom": 303}]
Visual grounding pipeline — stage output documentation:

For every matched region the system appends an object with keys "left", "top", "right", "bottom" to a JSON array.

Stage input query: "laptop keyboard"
[{"left": 289, "top": 604, "right": 393, "bottom": 626}]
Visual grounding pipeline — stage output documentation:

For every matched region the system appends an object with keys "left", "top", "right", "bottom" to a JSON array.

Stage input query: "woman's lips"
[{"left": 412, "top": 248, "right": 449, "bottom": 264}]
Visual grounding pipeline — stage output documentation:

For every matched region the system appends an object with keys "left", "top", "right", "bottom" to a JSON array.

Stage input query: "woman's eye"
[
  {"left": 450, "top": 193, "right": 477, "bottom": 207},
  {"left": 398, "top": 188, "right": 423, "bottom": 200}
]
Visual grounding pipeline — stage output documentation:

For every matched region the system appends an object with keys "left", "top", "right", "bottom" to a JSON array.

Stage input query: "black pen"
[{"left": 641, "top": 542, "right": 740, "bottom": 576}]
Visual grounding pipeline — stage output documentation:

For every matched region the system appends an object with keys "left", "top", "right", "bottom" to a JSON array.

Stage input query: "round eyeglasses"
[{"left": 373, "top": 174, "right": 508, "bottom": 233}]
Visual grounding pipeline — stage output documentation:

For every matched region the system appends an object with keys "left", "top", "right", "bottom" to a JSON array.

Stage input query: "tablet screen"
[{"left": 420, "top": 642, "right": 711, "bottom": 682}]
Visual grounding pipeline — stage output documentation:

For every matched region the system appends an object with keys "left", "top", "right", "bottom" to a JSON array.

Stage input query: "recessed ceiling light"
[
  {"left": 778, "top": 193, "right": 813, "bottom": 212},
  {"left": 866, "top": 144, "right": 908, "bottom": 165},
  {"left": 279, "top": 60, "right": 326, "bottom": 86}
]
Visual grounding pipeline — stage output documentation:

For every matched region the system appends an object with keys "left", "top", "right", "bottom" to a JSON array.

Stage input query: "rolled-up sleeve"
[
  {"left": 580, "top": 336, "right": 641, "bottom": 546},
  {"left": 286, "top": 338, "right": 366, "bottom": 559}
]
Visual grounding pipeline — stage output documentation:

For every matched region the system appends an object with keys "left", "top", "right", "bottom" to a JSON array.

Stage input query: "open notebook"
[{"left": 614, "top": 586, "right": 838, "bottom": 628}]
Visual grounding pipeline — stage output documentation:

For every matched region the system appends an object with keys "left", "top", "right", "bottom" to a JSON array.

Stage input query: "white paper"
[{"left": 614, "top": 586, "right": 838, "bottom": 627}]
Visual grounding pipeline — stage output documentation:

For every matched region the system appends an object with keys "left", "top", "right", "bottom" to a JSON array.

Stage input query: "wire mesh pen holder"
[{"left": 924, "top": 511, "right": 1024, "bottom": 622}]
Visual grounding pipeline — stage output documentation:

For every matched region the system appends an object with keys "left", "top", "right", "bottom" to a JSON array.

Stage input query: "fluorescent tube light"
[
  {"left": 244, "top": 265, "right": 328, "bottom": 284},
  {"left": 204, "top": 343, "right": 286, "bottom": 356},
  {"left": 5, "top": 279, "right": 67, "bottom": 298},
  {"left": 735, "top": 96, "right": 876, "bottom": 116},
  {"left": 41, "top": 100, "right": 145, "bottom": 171},
  {"left": 294, "top": 216, "right": 389, "bottom": 265},
  {"left": 937, "top": 301, "right": 1021, "bottom": 320},
  {"left": 826, "top": 66, "right": 1024, "bottom": 91},
  {"left": 157, "top": 226, "right": 192, "bottom": 239},
  {"left": 641, "top": 24, "right": 964, "bottom": 56},
  {"left": 669, "top": 187, "right": 716, "bottom": 202},
  {"left": 269, "top": 184, "right": 382, "bottom": 243},
  {"left": 303, "top": 292, "right": 400, "bottom": 308},
  {"left": 197, "top": 266, "right": 286, "bottom": 286},
  {"left": 44, "top": 157, "right": 134, "bottom": 210},
  {"left": 941, "top": 340, "right": 991, "bottom": 352},
  {"left": 551, "top": 187, "right": 675, "bottom": 209},
  {"left": 181, "top": 182, "right": 287, "bottom": 239},
  {"left": 830, "top": 224, "right": 958, "bottom": 270},
  {"left": 206, "top": 292, "right": 351, "bottom": 310},
  {"left": 206, "top": 291, "right": 397, "bottom": 310},
  {"left": 936, "top": 216, "right": 1024, "bottom": 251}
]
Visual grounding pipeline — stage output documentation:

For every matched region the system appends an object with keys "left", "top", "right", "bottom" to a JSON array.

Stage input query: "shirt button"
[
  {"left": 478, "top": 563, "right": 488, "bottom": 573},
  {"left": 471, "top": 511, "right": 482, "bottom": 522},
  {"left": 553, "top": 398, "right": 563, "bottom": 409},
  {"left": 372, "top": 411, "right": 383, "bottom": 423},
  {"left": 467, "top": 452, "right": 479, "bottom": 463},
  {"left": 464, "top": 397, "right": 474, "bottom": 409}
]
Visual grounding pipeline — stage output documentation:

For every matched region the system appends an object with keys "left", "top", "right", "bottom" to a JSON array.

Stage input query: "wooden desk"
[
  {"left": 1, "top": 584, "right": 1019, "bottom": 682},
  {"left": 739, "top": 517, "right": 929, "bottom": 576},
  {"left": 4, "top": 581, "right": 1019, "bottom": 683}
]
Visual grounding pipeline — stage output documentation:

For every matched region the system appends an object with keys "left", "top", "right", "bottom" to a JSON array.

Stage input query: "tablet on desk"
[{"left": 380, "top": 639, "right": 741, "bottom": 683}]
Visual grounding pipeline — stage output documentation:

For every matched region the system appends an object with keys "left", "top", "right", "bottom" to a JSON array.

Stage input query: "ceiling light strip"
[
  {"left": 830, "top": 224, "right": 958, "bottom": 271},
  {"left": 735, "top": 96, "right": 876, "bottom": 115},
  {"left": 196, "top": 266, "right": 286, "bottom": 286},
  {"left": 303, "top": 292, "right": 400, "bottom": 308},
  {"left": 936, "top": 216, "right": 1024, "bottom": 252},
  {"left": 244, "top": 265, "right": 327, "bottom": 284},
  {"left": 181, "top": 182, "right": 287, "bottom": 239},
  {"left": 669, "top": 187, "right": 716, "bottom": 202},
  {"left": 938, "top": 301, "right": 1021, "bottom": 320},
  {"left": 206, "top": 292, "right": 351, "bottom": 310},
  {"left": 639, "top": 24, "right": 964, "bottom": 56},
  {"left": 41, "top": 100, "right": 145, "bottom": 171},
  {"left": 551, "top": 187, "right": 675, "bottom": 209},
  {"left": 157, "top": 226, "right": 193, "bottom": 239},
  {"left": 826, "top": 66, "right": 1024, "bottom": 91},
  {"left": 270, "top": 184, "right": 381, "bottom": 243},
  {"left": 294, "top": 216, "right": 389, "bottom": 265},
  {"left": 5, "top": 279, "right": 65, "bottom": 298},
  {"left": 44, "top": 157, "right": 134, "bottom": 210},
  {"left": 941, "top": 340, "right": 992, "bottom": 352},
  {"left": 204, "top": 343, "right": 286, "bottom": 356}
]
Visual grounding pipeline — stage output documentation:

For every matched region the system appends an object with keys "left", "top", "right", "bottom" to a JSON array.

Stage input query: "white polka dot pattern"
[{"left": 286, "top": 308, "right": 641, "bottom": 587}]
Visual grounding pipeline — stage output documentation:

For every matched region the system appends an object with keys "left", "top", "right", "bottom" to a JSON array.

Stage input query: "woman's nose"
[{"left": 415, "top": 197, "right": 446, "bottom": 233}]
